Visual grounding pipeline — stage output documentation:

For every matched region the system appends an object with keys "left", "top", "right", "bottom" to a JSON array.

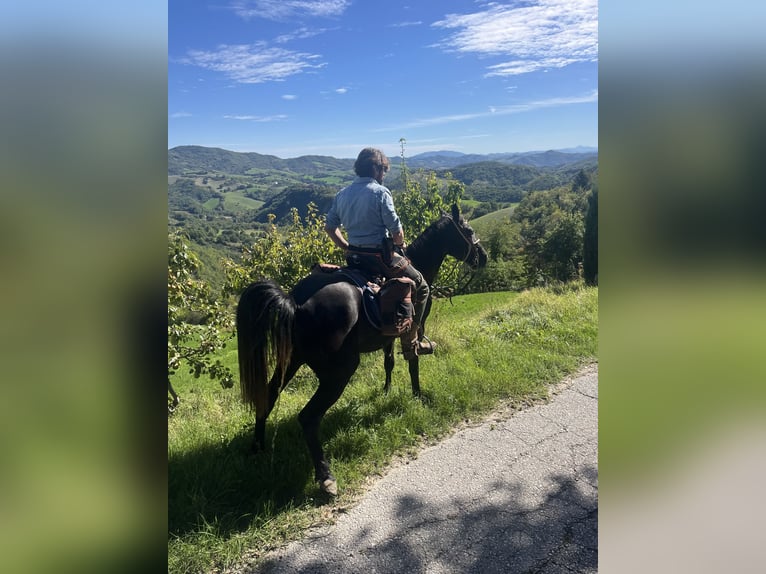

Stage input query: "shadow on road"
[{"left": 256, "top": 463, "right": 597, "bottom": 573}]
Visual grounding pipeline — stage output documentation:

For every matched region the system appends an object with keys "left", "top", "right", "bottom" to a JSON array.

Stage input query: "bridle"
[
  {"left": 431, "top": 214, "right": 483, "bottom": 298},
  {"left": 448, "top": 213, "right": 481, "bottom": 267}
]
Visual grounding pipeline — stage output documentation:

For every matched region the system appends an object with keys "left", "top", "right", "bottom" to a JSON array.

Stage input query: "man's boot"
[{"left": 400, "top": 323, "right": 436, "bottom": 361}]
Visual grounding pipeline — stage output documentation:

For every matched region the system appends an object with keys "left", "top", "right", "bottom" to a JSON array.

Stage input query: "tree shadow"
[
  {"left": 168, "top": 417, "right": 315, "bottom": 539},
  {"left": 168, "top": 384, "right": 426, "bottom": 540},
  {"left": 255, "top": 464, "right": 598, "bottom": 573}
]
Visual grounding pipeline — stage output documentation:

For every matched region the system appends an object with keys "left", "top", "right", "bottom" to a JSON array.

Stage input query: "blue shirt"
[{"left": 325, "top": 177, "right": 402, "bottom": 246}]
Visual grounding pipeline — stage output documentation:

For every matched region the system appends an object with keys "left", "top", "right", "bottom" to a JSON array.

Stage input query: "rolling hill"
[
  {"left": 168, "top": 145, "right": 353, "bottom": 176},
  {"left": 402, "top": 147, "right": 597, "bottom": 169},
  {"left": 167, "top": 144, "right": 597, "bottom": 291}
]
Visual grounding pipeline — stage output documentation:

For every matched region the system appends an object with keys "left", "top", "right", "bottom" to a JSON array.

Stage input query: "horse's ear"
[{"left": 451, "top": 203, "right": 460, "bottom": 221}]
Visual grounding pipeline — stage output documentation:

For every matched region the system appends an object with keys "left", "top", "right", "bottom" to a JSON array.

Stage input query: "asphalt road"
[{"left": 250, "top": 363, "right": 598, "bottom": 574}]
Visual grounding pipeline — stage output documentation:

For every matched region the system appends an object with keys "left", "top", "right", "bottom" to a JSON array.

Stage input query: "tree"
[
  {"left": 223, "top": 202, "right": 345, "bottom": 294},
  {"left": 483, "top": 219, "right": 518, "bottom": 262},
  {"left": 511, "top": 186, "right": 587, "bottom": 285},
  {"left": 542, "top": 211, "right": 584, "bottom": 282},
  {"left": 168, "top": 232, "right": 234, "bottom": 392},
  {"left": 572, "top": 168, "right": 592, "bottom": 193}
]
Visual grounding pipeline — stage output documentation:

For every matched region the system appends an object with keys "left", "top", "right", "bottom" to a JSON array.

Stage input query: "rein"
[{"left": 431, "top": 215, "right": 481, "bottom": 299}]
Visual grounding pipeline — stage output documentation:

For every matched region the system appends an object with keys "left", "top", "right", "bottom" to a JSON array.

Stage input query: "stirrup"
[
  {"left": 416, "top": 336, "right": 436, "bottom": 355},
  {"left": 402, "top": 336, "right": 436, "bottom": 360}
]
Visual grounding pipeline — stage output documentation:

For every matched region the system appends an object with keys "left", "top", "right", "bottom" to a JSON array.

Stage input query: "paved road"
[{"left": 251, "top": 364, "right": 598, "bottom": 574}]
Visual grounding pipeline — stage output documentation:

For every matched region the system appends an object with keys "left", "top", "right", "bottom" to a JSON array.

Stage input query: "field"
[
  {"left": 168, "top": 284, "right": 598, "bottom": 573},
  {"left": 471, "top": 205, "right": 516, "bottom": 229},
  {"left": 472, "top": 205, "right": 515, "bottom": 225}
]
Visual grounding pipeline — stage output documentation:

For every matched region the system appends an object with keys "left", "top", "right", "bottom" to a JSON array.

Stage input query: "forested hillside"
[
  {"left": 402, "top": 147, "right": 597, "bottom": 169},
  {"left": 167, "top": 145, "right": 598, "bottom": 290},
  {"left": 169, "top": 145, "right": 353, "bottom": 176},
  {"left": 252, "top": 184, "right": 337, "bottom": 223},
  {"left": 168, "top": 145, "right": 597, "bottom": 223}
]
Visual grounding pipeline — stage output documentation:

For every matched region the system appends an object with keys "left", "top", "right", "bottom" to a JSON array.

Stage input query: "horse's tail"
[{"left": 236, "top": 280, "right": 296, "bottom": 417}]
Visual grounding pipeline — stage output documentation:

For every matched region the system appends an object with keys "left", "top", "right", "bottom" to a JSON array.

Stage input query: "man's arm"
[
  {"left": 380, "top": 189, "right": 405, "bottom": 246},
  {"left": 325, "top": 225, "right": 349, "bottom": 250}
]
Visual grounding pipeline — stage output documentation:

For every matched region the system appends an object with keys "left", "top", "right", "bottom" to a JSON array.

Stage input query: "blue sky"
[{"left": 169, "top": 0, "right": 598, "bottom": 159}]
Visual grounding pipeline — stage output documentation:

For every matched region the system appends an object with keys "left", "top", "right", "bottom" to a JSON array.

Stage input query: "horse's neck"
[{"left": 406, "top": 239, "right": 448, "bottom": 285}]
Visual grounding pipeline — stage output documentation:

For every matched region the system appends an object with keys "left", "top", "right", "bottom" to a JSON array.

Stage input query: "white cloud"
[
  {"left": 433, "top": 0, "right": 597, "bottom": 76},
  {"left": 389, "top": 21, "right": 422, "bottom": 28},
  {"left": 171, "top": 111, "right": 192, "bottom": 118},
  {"left": 181, "top": 43, "right": 325, "bottom": 83},
  {"left": 335, "top": 87, "right": 348, "bottom": 94},
  {"left": 231, "top": 0, "right": 350, "bottom": 21},
  {"left": 375, "top": 90, "right": 598, "bottom": 131},
  {"left": 224, "top": 114, "right": 288, "bottom": 122},
  {"left": 274, "top": 26, "right": 334, "bottom": 44},
  {"left": 282, "top": 94, "right": 298, "bottom": 100}
]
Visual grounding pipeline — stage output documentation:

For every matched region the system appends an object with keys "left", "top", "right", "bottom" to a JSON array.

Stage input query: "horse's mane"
[{"left": 407, "top": 214, "right": 452, "bottom": 254}]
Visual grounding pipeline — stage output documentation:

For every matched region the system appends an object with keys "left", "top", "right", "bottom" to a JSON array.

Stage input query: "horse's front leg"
[
  {"left": 407, "top": 320, "right": 430, "bottom": 397},
  {"left": 383, "top": 341, "right": 395, "bottom": 394}
]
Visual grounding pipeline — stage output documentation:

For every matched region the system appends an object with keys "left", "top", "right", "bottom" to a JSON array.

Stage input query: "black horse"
[{"left": 236, "top": 204, "right": 487, "bottom": 495}]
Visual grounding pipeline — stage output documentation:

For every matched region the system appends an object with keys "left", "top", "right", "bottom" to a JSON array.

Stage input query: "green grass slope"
[{"left": 168, "top": 284, "right": 597, "bottom": 573}]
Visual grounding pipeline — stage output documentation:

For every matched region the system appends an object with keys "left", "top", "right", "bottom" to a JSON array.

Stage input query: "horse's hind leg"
[
  {"left": 299, "top": 355, "right": 359, "bottom": 496},
  {"left": 408, "top": 357, "right": 421, "bottom": 397},
  {"left": 383, "top": 341, "right": 395, "bottom": 394},
  {"left": 253, "top": 359, "right": 301, "bottom": 453}
]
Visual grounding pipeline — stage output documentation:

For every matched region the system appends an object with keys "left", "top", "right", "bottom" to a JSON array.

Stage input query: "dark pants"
[{"left": 346, "top": 250, "right": 430, "bottom": 326}]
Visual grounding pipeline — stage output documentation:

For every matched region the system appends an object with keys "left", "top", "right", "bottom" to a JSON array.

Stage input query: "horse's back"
[
  {"left": 292, "top": 273, "right": 362, "bottom": 355},
  {"left": 291, "top": 271, "right": 354, "bottom": 304}
]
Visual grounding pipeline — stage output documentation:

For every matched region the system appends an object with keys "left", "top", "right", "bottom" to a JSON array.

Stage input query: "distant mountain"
[
  {"left": 169, "top": 145, "right": 596, "bottom": 174},
  {"left": 395, "top": 148, "right": 597, "bottom": 170},
  {"left": 168, "top": 145, "right": 353, "bottom": 176},
  {"left": 168, "top": 145, "right": 282, "bottom": 174},
  {"left": 410, "top": 150, "right": 467, "bottom": 159},
  {"left": 554, "top": 146, "right": 598, "bottom": 154},
  {"left": 506, "top": 150, "right": 598, "bottom": 168}
]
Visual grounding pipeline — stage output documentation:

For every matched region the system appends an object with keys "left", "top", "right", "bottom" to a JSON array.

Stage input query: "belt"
[{"left": 348, "top": 244, "right": 383, "bottom": 253}]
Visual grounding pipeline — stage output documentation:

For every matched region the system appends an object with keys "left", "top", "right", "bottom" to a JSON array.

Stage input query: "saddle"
[{"left": 311, "top": 263, "right": 414, "bottom": 336}]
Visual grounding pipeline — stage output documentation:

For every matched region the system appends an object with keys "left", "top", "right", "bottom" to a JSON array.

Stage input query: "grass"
[
  {"left": 471, "top": 205, "right": 516, "bottom": 227},
  {"left": 223, "top": 192, "right": 263, "bottom": 211},
  {"left": 168, "top": 284, "right": 597, "bottom": 573}
]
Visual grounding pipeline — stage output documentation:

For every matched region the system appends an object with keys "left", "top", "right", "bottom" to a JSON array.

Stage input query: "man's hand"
[{"left": 325, "top": 225, "right": 349, "bottom": 251}]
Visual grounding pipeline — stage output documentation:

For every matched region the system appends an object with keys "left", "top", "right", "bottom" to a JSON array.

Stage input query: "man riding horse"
[
  {"left": 237, "top": 149, "right": 486, "bottom": 495},
  {"left": 324, "top": 147, "right": 435, "bottom": 360}
]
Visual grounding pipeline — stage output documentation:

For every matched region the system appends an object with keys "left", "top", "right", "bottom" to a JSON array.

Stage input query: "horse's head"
[{"left": 445, "top": 204, "right": 488, "bottom": 270}]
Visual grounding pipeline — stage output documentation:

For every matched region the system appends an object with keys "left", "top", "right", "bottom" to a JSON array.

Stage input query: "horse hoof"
[{"left": 320, "top": 478, "right": 338, "bottom": 497}]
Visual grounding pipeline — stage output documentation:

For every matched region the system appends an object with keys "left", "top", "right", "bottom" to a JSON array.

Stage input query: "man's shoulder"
[
  {"left": 367, "top": 181, "right": 391, "bottom": 195},
  {"left": 341, "top": 178, "right": 389, "bottom": 195}
]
